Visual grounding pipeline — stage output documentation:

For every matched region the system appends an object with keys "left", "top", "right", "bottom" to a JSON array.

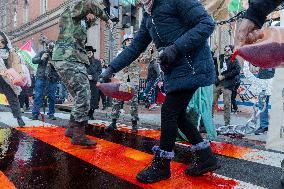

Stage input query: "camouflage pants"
[
  {"left": 52, "top": 61, "right": 90, "bottom": 122},
  {"left": 111, "top": 85, "right": 139, "bottom": 121},
  {"left": 212, "top": 85, "right": 232, "bottom": 126}
]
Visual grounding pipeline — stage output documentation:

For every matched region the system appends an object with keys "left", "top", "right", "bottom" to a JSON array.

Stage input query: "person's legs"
[
  {"left": 0, "top": 77, "right": 25, "bottom": 126},
  {"left": 159, "top": 89, "right": 198, "bottom": 151},
  {"left": 255, "top": 95, "right": 270, "bottom": 135},
  {"left": 47, "top": 81, "right": 57, "bottom": 119},
  {"left": 88, "top": 81, "right": 98, "bottom": 119},
  {"left": 231, "top": 83, "right": 240, "bottom": 112},
  {"left": 32, "top": 79, "right": 45, "bottom": 119},
  {"left": 106, "top": 98, "right": 123, "bottom": 132},
  {"left": 130, "top": 85, "right": 139, "bottom": 133},
  {"left": 223, "top": 88, "right": 232, "bottom": 126},
  {"left": 52, "top": 61, "right": 95, "bottom": 146},
  {"left": 137, "top": 89, "right": 219, "bottom": 183},
  {"left": 212, "top": 85, "right": 222, "bottom": 114}
]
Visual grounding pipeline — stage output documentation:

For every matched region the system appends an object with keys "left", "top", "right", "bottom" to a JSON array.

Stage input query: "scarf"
[{"left": 141, "top": 0, "right": 154, "bottom": 15}]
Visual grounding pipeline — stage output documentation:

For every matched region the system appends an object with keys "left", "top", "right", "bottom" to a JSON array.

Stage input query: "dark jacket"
[
  {"left": 32, "top": 50, "right": 59, "bottom": 83},
  {"left": 110, "top": 0, "right": 215, "bottom": 93},
  {"left": 217, "top": 54, "right": 241, "bottom": 90},
  {"left": 87, "top": 57, "right": 102, "bottom": 82},
  {"left": 244, "top": 0, "right": 283, "bottom": 28}
]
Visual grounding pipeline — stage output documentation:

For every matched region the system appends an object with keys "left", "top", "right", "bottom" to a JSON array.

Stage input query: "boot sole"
[
  {"left": 71, "top": 142, "right": 97, "bottom": 146},
  {"left": 185, "top": 164, "right": 221, "bottom": 176},
  {"left": 136, "top": 174, "right": 171, "bottom": 183}
]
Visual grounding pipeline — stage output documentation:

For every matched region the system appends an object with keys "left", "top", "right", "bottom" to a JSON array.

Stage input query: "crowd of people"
[{"left": 0, "top": 0, "right": 283, "bottom": 186}]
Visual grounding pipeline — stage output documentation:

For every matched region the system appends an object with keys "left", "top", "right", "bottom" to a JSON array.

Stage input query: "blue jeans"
[
  {"left": 259, "top": 95, "right": 270, "bottom": 129},
  {"left": 32, "top": 79, "right": 57, "bottom": 116},
  {"left": 143, "top": 79, "right": 157, "bottom": 104}
]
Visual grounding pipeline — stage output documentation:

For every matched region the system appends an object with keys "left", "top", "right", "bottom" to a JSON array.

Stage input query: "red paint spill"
[
  {"left": 0, "top": 171, "right": 17, "bottom": 189},
  {"left": 92, "top": 123, "right": 253, "bottom": 159},
  {"left": 18, "top": 127, "right": 239, "bottom": 189}
]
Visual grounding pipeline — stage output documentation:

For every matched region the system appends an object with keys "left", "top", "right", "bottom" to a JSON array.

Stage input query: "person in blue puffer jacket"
[{"left": 98, "top": 0, "right": 218, "bottom": 183}]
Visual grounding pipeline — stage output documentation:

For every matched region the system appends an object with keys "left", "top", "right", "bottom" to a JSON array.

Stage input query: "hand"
[
  {"left": 159, "top": 44, "right": 179, "bottom": 67},
  {"left": 236, "top": 19, "right": 264, "bottom": 47},
  {"left": 88, "top": 75, "right": 93, "bottom": 80},
  {"left": 98, "top": 66, "right": 115, "bottom": 83},
  {"left": 106, "top": 20, "right": 113, "bottom": 29},
  {"left": 218, "top": 75, "right": 225, "bottom": 81},
  {"left": 41, "top": 53, "right": 49, "bottom": 60},
  {"left": 86, "top": 13, "right": 95, "bottom": 21}
]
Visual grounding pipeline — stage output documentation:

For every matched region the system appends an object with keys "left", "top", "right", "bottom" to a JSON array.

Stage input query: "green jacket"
[{"left": 52, "top": 0, "right": 109, "bottom": 64}]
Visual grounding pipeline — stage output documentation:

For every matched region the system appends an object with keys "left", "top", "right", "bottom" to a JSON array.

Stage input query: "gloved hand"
[
  {"left": 98, "top": 66, "right": 115, "bottom": 83},
  {"left": 159, "top": 44, "right": 180, "bottom": 67}
]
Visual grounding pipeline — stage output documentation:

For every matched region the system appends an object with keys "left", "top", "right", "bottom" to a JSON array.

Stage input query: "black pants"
[
  {"left": 0, "top": 76, "right": 22, "bottom": 118},
  {"left": 160, "top": 88, "right": 203, "bottom": 152},
  {"left": 90, "top": 81, "right": 100, "bottom": 110},
  {"left": 231, "top": 83, "right": 240, "bottom": 111},
  {"left": 19, "top": 88, "right": 29, "bottom": 109}
]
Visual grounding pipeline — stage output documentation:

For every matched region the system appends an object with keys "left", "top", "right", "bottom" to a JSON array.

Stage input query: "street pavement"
[{"left": 0, "top": 105, "right": 283, "bottom": 189}]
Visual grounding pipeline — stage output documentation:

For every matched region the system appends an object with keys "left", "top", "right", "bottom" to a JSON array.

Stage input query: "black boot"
[
  {"left": 105, "top": 119, "right": 117, "bottom": 132},
  {"left": 281, "top": 159, "right": 284, "bottom": 187},
  {"left": 185, "top": 140, "right": 219, "bottom": 176},
  {"left": 88, "top": 109, "right": 95, "bottom": 120},
  {"left": 65, "top": 115, "right": 75, "bottom": 138},
  {"left": 17, "top": 117, "right": 25, "bottom": 127},
  {"left": 71, "top": 120, "right": 97, "bottom": 146},
  {"left": 131, "top": 120, "right": 138, "bottom": 133},
  {"left": 136, "top": 146, "right": 174, "bottom": 183}
]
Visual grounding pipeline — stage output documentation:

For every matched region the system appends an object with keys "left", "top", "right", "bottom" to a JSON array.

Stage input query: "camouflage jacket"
[
  {"left": 114, "top": 49, "right": 140, "bottom": 85},
  {"left": 52, "top": 0, "right": 109, "bottom": 65}
]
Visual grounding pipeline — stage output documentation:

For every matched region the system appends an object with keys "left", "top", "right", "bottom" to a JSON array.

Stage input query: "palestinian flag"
[
  {"left": 229, "top": 0, "right": 244, "bottom": 12},
  {"left": 18, "top": 40, "right": 37, "bottom": 71}
]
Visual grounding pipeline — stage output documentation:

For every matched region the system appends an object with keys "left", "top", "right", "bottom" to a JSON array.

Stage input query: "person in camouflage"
[
  {"left": 106, "top": 34, "right": 140, "bottom": 133},
  {"left": 52, "top": 0, "right": 111, "bottom": 146}
]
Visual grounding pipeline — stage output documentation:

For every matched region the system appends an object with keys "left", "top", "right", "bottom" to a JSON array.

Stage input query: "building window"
[
  {"left": 40, "top": 0, "right": 48, "bottom": 14},
  {"left": 24, "top": 1, "right": 29, "bottom": 23}
]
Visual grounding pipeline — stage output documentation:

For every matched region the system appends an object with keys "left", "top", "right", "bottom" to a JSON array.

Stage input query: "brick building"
[{"left": 0, "top": 0, "right": 148, "bottom": 78}]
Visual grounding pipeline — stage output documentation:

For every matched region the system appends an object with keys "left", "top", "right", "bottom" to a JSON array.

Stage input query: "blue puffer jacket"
[{"left": 110, "top": 0, "right": 216, "bottom": 94}]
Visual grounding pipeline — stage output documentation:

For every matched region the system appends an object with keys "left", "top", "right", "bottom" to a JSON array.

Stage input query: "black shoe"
[
  {"left": 65, "top": 115, "right": 74, "bottom": 138},
  {"left": 31, "top": 115, "right": 38, "bottom": 120},
  {"left": 88, "top": 109, "right": 95, "bottom": 120},
  {"left": 185, "top": 141, "right": 219, "bottom": 176},
  {"left": 136, "top": 146, "right": 173, "bottom": 183},
  {"left": 254, "top": 127, "right": 268, "bottom": 135},
  {"left": 131, "top": 120, "right": 138, "bottom": 133},
  {"left": 48, "top": 115, "right": 57, "bottom": 120},
  {"left": 17, "top": 117, "right": 25, "bottom": 127},
  {"left": 71, "top": 121, "right": 97, "bottom": 146},
  {"left": 105, "top": 119, "right": 117, "bottom": 132}
]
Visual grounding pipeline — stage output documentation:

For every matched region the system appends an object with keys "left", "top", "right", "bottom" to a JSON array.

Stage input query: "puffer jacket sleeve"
[
  {"left": 173, "top": 0, "right": 215, "bottom": 55},
  {"left": 244, "top": 0, "right": 283, "bottom": 28},
  {"left": 110, "top": 14, "right": 152, "bottom": 73}
]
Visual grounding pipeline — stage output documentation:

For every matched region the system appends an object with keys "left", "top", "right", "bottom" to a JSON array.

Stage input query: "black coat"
[
  {"left": 32, "top": 50, "right": 59, "bottom": 83},
  {"left": 244, "top": 0, "right": 283, "bottom": 28},
  {"left": 110, "top": 0, "right": 215, "bottom": 94},
  {"left": 87, "top": 57, "right": 102, "bottom": 82},
  {"left": 216, "top": 54, "right": 241, "bottom": 90}
]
